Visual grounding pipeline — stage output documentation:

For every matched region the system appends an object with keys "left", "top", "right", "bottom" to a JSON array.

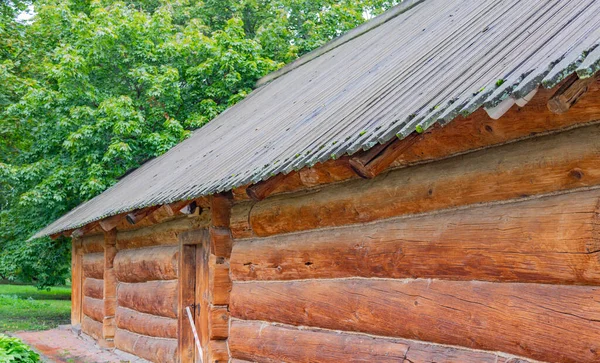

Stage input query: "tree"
[{"left": 0, "top": 0, "right": 399, "bottom": 287}]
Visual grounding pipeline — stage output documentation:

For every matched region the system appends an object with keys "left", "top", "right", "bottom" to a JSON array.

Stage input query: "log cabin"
[{"left": 34, "top": 1, "right": 600, "bottom": 362}]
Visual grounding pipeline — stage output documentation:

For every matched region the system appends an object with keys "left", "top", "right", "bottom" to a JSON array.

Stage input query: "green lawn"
[{"left": 0, "top": 285, "right": 71, "bottom": 332}]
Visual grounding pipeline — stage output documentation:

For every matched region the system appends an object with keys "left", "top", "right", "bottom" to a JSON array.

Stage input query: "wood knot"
[{"left": 569, "top": 168, "right": 584, "bottom": 180}]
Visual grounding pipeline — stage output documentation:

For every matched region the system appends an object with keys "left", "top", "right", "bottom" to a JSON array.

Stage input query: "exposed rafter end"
[
  {"left": 49, "top": 233, "right": 63, "bottom": 240},
  {"left": 99, "top": 213, "right": 127, "bottom": 232},
  {"left": 71, "top": 221, "right": 100, "bottom": 238},
  {"left": 349, "top": 132, "right": 421, "bottom": 179},
  {"left": 246, "top": 172, "right": 291, "bottom": 201},
  {"left": 126, "top": 206, "right": 161, "bottom": 225},
  {"left": 547, "top": 73, "right": 599, "bottom": 114}
]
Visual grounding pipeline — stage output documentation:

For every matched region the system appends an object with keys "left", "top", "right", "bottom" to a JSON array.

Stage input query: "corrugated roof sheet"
[{"left": 34, "top": 0, "right": 600, "bottom": 238}]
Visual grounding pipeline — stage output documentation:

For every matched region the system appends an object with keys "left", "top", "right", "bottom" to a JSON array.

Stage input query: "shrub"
[{"left": 0, "top": 335, "right": 40, "bottom": 363}]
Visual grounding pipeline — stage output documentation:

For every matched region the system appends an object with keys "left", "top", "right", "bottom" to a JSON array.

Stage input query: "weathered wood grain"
[
  {"left": 115, "top": 306, "right": 177, "bottom": 339},
  {"left": 117, "top": 280, "right": 178, "bottom": 318},
  {"left": 116, "top": 217, "right": 204, "bottom": 250},
  {"left": 114, "top": 328, "right": 177, "bottom": 363},
  {"left": 178, "top": 243, "right": 196, "bottom": 363},
  {"left": 230, "top": 279, "right": 600, "bottom": 363},
  {"left": 209, "top": 306, "right": 229, "bottom": 340},
  {"left": 208, "top": 340, "right": 229, "bottom": 363},
  {"left": 83, "top": 278, "right": 104, "bottom": 299},
  {"left": 547, "top": 74, "right": 599, "bottom": 114},
  {"left": 250, "top": 123, "right": 600, "bottom": 236},
  {"left": 196, "top": 239, "right": 211, "bottom": 363},
  {"left": 81, "top": 234, "right": 104, "bottom": 253},
  {"left": 82, "top": 315, "right": 103, "bottom": 341},
  {"left": 211, "top": 193, "right": 233, "bottom": 228},
  {"left": 209, "top": 255, "right": 232, "bottom": 305},
  {"left": 231, "top": 201, "right": 255, "bottom": 239},
  {"left": 229, "top": 320, "right": 532, "bottom": 363},
  {"left": 114, "top": 246, "right": 178, "bottom": 283},
  {"left": 82, "top": 296, "right": 104, "bottom": 323},
  {"left": 209, "top": 227, "right": 233, "bottom": 258},
  {"left": 82, "top": 253, "right": 104, "bottom": 279},
  {"left": 229, "top": 319, "right": 408, "bottom": 362},
  {"left": 232, "top": 189, "right": 600, "bottom": 284},
  {"left": 71, "top": 239, "right": 83, "bottom": 325},
  {"left": 103, "top": 229, "right": 117, "bottom": 344}
]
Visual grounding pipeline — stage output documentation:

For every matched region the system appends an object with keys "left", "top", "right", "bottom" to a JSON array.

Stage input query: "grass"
[{"left": 0, "top": 284, "right": 71, "bottom": 332}]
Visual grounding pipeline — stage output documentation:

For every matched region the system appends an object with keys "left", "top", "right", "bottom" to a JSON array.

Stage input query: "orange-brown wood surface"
[
  {"left": 229, "top": 319, "right": 408, "bottom": 362},
  {"left": 82, "top": 315, "right": 103, "bottom": 340},
  {"left": 113, "top": 246, "right": 179, "bottom": 283},
  {"left": 83, "top": 278, "right": 104, "bottom": 299},
  {"left": 117, "top": 280, "right": 178, "bottom": 318},
  {"left": 71, "top": 239, "right": 83, "bottom": 325},
  {"left": 209, "top": 227, "right": 233, "bottom": 258},
  {"left": 388, "top": 82, "right": 600, "bottom": 169},
  {"left": 208, "top": 340, "right": 229, "bottom": 363},
  {"left": 82, "top": 296, "right": 104, "bottom": 323},
  {"left": 196, "top": 237, "right": 211, "bottom": 363},
  {"left": 115, "top": 306, "right": 177, "bottom": 339},
  {"left": 178, "top": 243, "right": 196, "bottom": 363},
  {"left": 211, "top": 193, "right": 233, "bottom": 228},
  {"left": 116, "top": 217, "right": 204, "bottom": 250},
  {"left": 230, "top": 279, "right": 600, "bottom": 363},
  {"left": 82, "top": 253, "right": 104, "bottom": 279},
  {"left": 103, "top": 229, "right": 118, "bottom": 344},
  {"left": 114, "top": 328, "right": 177, "bottom": 363},
  {"left": 250, "top": 123, "right": 600, "bottom": 236},
  {"left": 229, "top": 320, "right": 532, "bottom": 363},
  {"left": 231, "top": 201, "right": 255, "bottom": 239},
  {"left": 232, "top": 189, "right": 600, "bottom": 284},
  {"left": 209, "top": 306, "right": 230, "bottom": 340},
  {"left": 209, "top": 256, "right": 232, "bottom": 305},
  {"left": 81, "top": 234, "right": 104, "bottom": 253}
]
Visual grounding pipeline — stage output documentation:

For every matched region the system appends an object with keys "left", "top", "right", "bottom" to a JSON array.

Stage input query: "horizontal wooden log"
[
  {"left": 389, "top": 81, "right": 600, "bottom": 168},
  {"left": 210, "top": 255, "right": 232, "bottom": 305},
  {"left": 229, "top": 320, "right": 408, "bottom": 362},
  {"left": 208, "top": 339, "right": 229, "bottom": 363},
  {"left": 82, "top": 315, "right": 103, "bottom": 341},
  {"left": 116, "top": 217, "right": 203, "bottom": 250},
  {"left": 250, "top": 123, "right": 600, "bottom": 237},
  {"left": 211, "top": 192, "right": 233, "bottom": 228},
  {"left": 82, "top": 253, "right": 104, "bottom": 279},
  {"left": 82, "top": 296, "right": 104, "bottom": 322},
  {"left": 81, "top": 234, "right": 104, "bottom": 253},
  {"left": 117, "top": 280, "right": 178, "bottom": 318},
  {"left": 114, "top": 328, "right": 177, "bottom": 363},
  {"left": 232, "top": 189, "right": 600, "bottom": 284},
  {"left": 229, "top": 320, "right": 531, "bottom": 363},
  {"left": 230, "top": 279, "right": 600, "bottom": 363},
  {"left": 113, "top": 246, "right": 178, "bottom": 283},
  {"left": 115, "top": 306, "right": 177, "bottom": 339},
  {"left": 209, "top": 306, "right": 230, "bottom": 340},
  {"left": 83, "top": 278, "right": 104, "bottom": 299},
  {"left": 231, "top": 201, "right": 255, "bottom": 239},
  {"left": 210, "top": 227, "right": 233, "bottom": 258}
]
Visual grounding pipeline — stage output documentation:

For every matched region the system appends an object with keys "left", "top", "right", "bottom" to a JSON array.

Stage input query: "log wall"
[
  {"left": 80, "top": 235, "right": 105, "bottom": 339},
  {"left": 113, "top": 222, "right": 183, "bottom": 363},
  {"left": 228, "top": 121, "right": 600, "bottom": 363}
]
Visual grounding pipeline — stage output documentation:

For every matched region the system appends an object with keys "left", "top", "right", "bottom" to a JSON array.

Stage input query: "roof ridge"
[{"left": 255, "top": 0, "right": 426, "bottom": 87}]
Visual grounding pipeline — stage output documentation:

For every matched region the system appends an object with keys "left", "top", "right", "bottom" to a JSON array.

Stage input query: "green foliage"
[
  {"left": 0, "top": 284, "right": 71, "bottom": 331},
  {"left": 0, "top": 334, "right": 40, "bottom": 362},
  {"left": 0, "top": 0, "right": 399, "bottom": 286}
]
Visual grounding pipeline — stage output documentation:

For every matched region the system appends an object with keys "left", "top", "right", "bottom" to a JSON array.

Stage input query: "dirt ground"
[{"left": 12, "top": 326, "right": 147, "bottom": 363}]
